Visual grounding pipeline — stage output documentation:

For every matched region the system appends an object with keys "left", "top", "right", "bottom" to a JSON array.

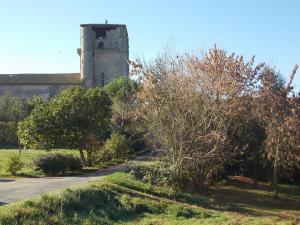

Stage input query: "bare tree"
[
  {"left": 256, "top": 65, "right": 300, "bottom": 198},
  {"left": 130, "top": 47, "right": 263, "bottom": 188}
]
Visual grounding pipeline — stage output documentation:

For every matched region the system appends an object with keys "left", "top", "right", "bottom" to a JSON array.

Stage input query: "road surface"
[{"left": 0, "top": 164, "right": 127, "bottom": 205}]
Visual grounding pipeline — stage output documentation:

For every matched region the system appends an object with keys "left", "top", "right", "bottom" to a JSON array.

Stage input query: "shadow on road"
[{"left": 0, "top": 179, "right": 15, "bottom": 183}]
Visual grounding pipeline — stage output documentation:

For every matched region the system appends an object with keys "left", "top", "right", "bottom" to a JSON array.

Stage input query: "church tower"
[{"left": 79, "top": 24, "right": 129, "bottom": 87}]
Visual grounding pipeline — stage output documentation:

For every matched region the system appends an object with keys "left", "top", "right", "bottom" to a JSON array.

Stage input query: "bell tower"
[{"left": 78, "top": 24, "right": 129, "bottom": 87}]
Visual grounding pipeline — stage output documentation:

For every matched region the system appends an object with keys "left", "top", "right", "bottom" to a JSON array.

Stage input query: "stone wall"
[
  {"left": 0, "top": 84, "right": 79, "bottom": 100},
  {"left": 94, "top": 50, "right": 128, "bottom": 85},
  {"left": 80, "top": 24, "right": 129, "bottom": 87},
  {"left": 0, "top": 73, "right": 81, "bottom": 100}
]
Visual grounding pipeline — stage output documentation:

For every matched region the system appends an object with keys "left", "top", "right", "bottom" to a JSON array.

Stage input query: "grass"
[
  {"left": 0, "top": 149, "right": 81, "bottom": 177},
  {"left": 0, "top": 172, "right": 299, "bottom": 225}
]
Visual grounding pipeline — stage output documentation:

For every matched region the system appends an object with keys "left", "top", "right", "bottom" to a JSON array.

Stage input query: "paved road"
[{"left": 0, "top": 165, "right": 127, "bottom": 205}]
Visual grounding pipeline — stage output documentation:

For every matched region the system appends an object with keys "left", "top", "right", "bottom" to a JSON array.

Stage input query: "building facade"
[{"left": 0, "top": 24, "right": 129, "bottom": 99}]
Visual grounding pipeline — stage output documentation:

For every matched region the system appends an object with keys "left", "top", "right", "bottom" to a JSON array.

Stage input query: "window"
[
  {"left": 100, "top": 73, "right": 105, "bottom": 86},
  {"left": 98, "top": 42, "right": 104, "bottom": 49}
]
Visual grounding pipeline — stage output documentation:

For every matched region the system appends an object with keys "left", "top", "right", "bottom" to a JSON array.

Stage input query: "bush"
[
  {"left": 17, "top": 87, "right": 112, "bottom": 162},
  {"left": 0, "top": 121, "right": 18, "bottom": 147},
  {"left": 3, "top": 154, "right": 24, "bottom": 175},
  {"left": 100, "top": 133, "right": 133, "bottom": 161},
  {"left": 64, "top": 154, "right": 83, "bottom": 171},
  {"left": 0, "top": 94, "right": 35, "bottom": 147},
  {"left": 129, "top": 162, "right": 184, "bottom": 188},
  {"left": 33, "top": 153, "right": 82, "bottom": 175}
]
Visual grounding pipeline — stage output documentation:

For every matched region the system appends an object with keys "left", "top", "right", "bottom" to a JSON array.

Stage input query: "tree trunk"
[
  {"left": 86, "top": 150, "right": 92, "bottom": 166},
  {"left": 79, "top": 149, "right": 86, "bottom": 165},
  {"left": 18, "top": 140, "right": 22, "bottom": 156},
  {"left": 253, "top": 157, "right": 258, "bottom": 189},
  {"left": 273, "top": 143, "right": 279, "bottom": 198},
  {"left": 273, "top": 159, "right": 278, "bottom": 198}
]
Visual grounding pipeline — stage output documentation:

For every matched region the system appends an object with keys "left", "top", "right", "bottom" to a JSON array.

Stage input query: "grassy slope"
[
  {"left": 0, "top": 149, "right": 80, "bottom": 177},
  {"left": 0, "top": 172, "right": 299, "bottom": 225}
]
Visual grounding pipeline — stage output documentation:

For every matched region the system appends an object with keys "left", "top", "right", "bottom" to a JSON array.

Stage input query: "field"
[
  {"left": 0, "top": 172, "right": 299, "bottom": 225},
  {"left": 0, "top": 149, "right": 80, "bottom": 177}
]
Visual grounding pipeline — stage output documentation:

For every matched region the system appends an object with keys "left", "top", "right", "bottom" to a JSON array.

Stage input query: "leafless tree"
[
  {"left": 256, "top": 65, "right": 300, "bottom": 198},
  {"left": 130, "top": 47, "right": 263, "bottom": 188}
]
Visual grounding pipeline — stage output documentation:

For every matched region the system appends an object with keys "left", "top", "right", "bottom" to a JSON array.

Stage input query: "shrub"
[
  {"left": 33, "top": 153, "right": 82, "bottom": 175},
  {"left": 101, "top": 133, "right": 133, "bottom": 161},
  {"left": 3, "top": 154, "right": 24, "bottom": 175},
  {"left": 0, "top": 121, "right": 18, "bottom": 147},
  {"left": 64, "top": 154, "right": 83, "bottom": 171},
  {"left": 129, "top": 162, "right": 185, "bottom": 188}
]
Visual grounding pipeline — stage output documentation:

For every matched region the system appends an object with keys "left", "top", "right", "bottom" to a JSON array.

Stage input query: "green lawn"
[
  {"left": 0, "top": 149, "right": 80, "bottom": 177},
  {"left": 0, "top": 172, "right": 299, "bottom": 225}
]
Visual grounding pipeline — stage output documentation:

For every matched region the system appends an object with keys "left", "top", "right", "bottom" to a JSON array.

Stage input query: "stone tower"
[{"left": 79, "top": 24, "right": 129, "bottom": 87}]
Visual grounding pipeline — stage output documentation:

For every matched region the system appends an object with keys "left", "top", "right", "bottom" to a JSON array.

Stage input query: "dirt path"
[{"left": 0, "top": 164, "right": 127, "bottom": 205}]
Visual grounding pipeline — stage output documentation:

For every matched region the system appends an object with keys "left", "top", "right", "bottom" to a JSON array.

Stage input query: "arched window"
[{"left": 98, "top": 42, "right": 104, "bottom": 49}]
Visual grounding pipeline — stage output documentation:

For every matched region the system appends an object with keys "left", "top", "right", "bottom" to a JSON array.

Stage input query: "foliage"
[
  {"left": 105, "top": 77, "right": 148, "bottom": 153},
  {"left": 105, "top": 76, "right": 138, "bottom": 131},
  {"left": 225, "top": 106, "right": 266, "bottom": 186},
  {"left": 100, "top": 132, "right": 133, "bottom": 161},
  {"left": 130, "top": 47, "right": 264, "bottom": 188},
  {"left": 2, "top": 154, "right": 24, "bottom": 175},
  {"left": 105, "top": 76, "right": 139, "bottom": 103},
  {"left": 33, "top": 153, "right": 82, "bottom": 175},
  {"left": 0, "top": 121, "right": 18, "bottom": 147},
  {"left": 64, "top": 154, "right": 83, "bottom": 171},
  {"left": 25, "top": 95, "right": 44, "bottom": 114},
  {"left": 0, "top": 94, "right": 28, "bottom": 122},
  {"left": 255, "top": 66, "right": 300, "bottom": 197},
  {"left": 18, "top": 87, "right": 112, "bottom": 165},
  {"left": 129, "top": 162, "right": 186, "bottom": 188},
  {"left": 0, "top": 94, "right": 32, "bottom": 147}
]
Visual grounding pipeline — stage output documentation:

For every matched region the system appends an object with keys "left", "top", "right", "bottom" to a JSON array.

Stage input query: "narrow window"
[
  {"left": 98, "top": 42, "right": 104, "bottom": 49},
  {"left": 101, "top": 73, "right": 105, "bottom": 86}
]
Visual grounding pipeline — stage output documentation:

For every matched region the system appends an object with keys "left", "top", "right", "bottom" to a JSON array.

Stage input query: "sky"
[{"left": 0, "top": 0, "right": 299, "bottom": 88}]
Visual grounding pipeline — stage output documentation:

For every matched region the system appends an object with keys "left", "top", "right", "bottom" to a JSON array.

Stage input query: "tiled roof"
[{"left": 0, "top": 73, "right": 82, "bottom": 85}]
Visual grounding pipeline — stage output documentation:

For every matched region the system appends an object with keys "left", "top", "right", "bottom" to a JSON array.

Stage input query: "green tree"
[
  {"left": 227, "top": 106, "right": 265, "bottom": 188},
  {"left": 105, "top": 77, "right": 147, "bottom": 153},
  {"left": 101, "top": 132, "right": 133, "bottom": 161},
  {"left": 18, "top": 87, "right": 112, "bottom": 165},
  {"left": 105, "top": 76, "right": 139, "bottom": 130},
  {"left": 0, "top": 94, "right": 29, "bottom": 147}
]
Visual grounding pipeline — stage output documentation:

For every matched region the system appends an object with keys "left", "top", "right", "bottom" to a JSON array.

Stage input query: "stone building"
[{"left": 0, "top": 24, "right": 129, "bottom": 99}]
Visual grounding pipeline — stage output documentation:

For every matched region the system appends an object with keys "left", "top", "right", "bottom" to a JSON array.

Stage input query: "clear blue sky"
[{"left": 0, "top": 0, "right": 299, "bottom": 88}]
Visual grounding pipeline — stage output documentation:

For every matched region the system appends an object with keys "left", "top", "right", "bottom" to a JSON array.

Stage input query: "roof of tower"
[
  {"left": 0, "top": 73, "right": 81, "bottom": 85},
  {"left": 80, "top": 24, "right": 126, "bottom": 29}
]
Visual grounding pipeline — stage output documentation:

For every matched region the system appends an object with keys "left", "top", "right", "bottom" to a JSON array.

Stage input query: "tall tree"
[
  {"left": 256, "top": 65, "right": 300, "bottom": 197},
  {"left": 105, "top": 77, "right": 147, "bottom": 152},
  {"left": 105, "top": 76, "right": 139, "bottom": 130}
]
